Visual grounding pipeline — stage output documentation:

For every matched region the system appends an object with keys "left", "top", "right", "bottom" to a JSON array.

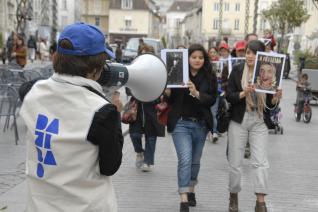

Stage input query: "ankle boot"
[
  {"left": 229, "top": 193, "right": 238, "bottom": 212},
  {"left": 187, "top": 192, "right": 196, "bottom": 207},
  {"left": 255, "top": 201, "right": 267, "bottom": 212},
  {"left": 179, "top": 202, "right": 189, "bottom": 212}
]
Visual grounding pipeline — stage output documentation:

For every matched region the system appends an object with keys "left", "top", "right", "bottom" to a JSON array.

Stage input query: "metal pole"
[
  {"left": 244, "top": 0, "right": 250, "bottom": 35},
  {"left": 218, "top": 0, "right": 223, "bottom": 40},
  {"left": 16, "top": 0, "right": 33, "bottom": 37},
  {"left": 253, "top": 0, "right": 259, "bottom": 34}
]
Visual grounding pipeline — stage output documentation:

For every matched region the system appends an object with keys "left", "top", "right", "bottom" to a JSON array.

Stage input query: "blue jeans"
[
  {"left": 210, "top": 96, "right": 219, "bottom": 134},
  {"left": 130, "top": 133, "right": 157, "bottom": 165},
  {"left": 172, "top": 119, "right": 208, "bottom": 194}
]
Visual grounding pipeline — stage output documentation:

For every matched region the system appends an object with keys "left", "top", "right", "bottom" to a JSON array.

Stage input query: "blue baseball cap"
[{"left": 57, "top": 22, "right": 115, "bottom": 59}]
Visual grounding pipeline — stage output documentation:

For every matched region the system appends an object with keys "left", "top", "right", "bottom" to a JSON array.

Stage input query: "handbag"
[
  {"left": 216, "top": 95, "right": 231, "bottom": 133},
  {"left": 155, "top": 99, "right": 171, "bottom": 126},
  {"left": 121, "top": 98, "right": 138, "bottom": 124}
]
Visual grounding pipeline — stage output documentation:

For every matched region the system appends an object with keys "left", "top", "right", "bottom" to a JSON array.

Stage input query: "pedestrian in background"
[
  {"left": 6, "top": 31, "right": 17, "bottom": 63},
  {"left": 208, "top": 46, "right": 219, "bottom": 62},
  {"left": 226, "top": 40, "right": 282, "bottom": 212},
  {"left": 39, "top": 38, "right": 49, "bottom": 61},
  {"left": 165, "top": 44, "right": 217, "bottom": 212},
  {"left": 1, "top": 47, "right": 6, "bottom": 64},
  {"left": 128, "top": 44, "right": 165, "bottom": 172},
  {"left": 27, "top": 35, "right": 37, "bottom": 63},
  {"left": 12, "top": 36, "right": 27, "bottom": 68},
  {"left": 115, "top": 43, "right": 122, "bottom": 63}
]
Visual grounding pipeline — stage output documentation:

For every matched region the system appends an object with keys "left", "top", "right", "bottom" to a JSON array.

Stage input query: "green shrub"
[{"left": 294, "top": 49, "right": 318, "bottom": 69}]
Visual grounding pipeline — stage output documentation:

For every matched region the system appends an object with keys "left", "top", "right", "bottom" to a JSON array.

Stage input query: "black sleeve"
[
  {"left": 197, "top": 72, "right": 217, "bottom": 107},
  {"left": 87, "top": 104, "right": 123, "bottom": 176},
  {"left": 226, "top": 68, "right": 243, "bottom": 105},
  {"left": 18, "top": 78, "right": 43, "bottom": 101}
]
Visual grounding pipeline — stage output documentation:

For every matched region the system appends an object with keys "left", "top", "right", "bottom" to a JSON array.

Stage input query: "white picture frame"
[
  {"left": 252, "top": 52, "right": 286, "bottom": 94},
  {"left": 161, "top": 49, "right": 189, "bottom": 88}
]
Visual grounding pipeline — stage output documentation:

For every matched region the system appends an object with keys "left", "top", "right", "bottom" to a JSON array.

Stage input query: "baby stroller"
[{"left": 264, "top": 106, "right": 284, "bottom": 134}]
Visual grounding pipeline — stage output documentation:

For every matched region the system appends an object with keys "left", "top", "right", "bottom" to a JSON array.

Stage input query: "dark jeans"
[{"left": 130, "top": 133, "right": 157, "bottom": 165}]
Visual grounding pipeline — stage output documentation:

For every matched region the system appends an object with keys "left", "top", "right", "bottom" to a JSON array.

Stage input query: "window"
[
  {"left": 235, "top": 3, "right": 240, "bottom": 12},
  {"left": 95, "top": 17, "right": 100, "bottom": 26},
  {"left": 224, "top": 3, "right": 229, "bottom": 11},
  {"left": 214, "top": 2, "right": 219, "bottom": 11},
  {"left": 62, "top": 0, "right": 67, "bottom": 10},
  {"left": 176, "top": 18, "right": 181, "bottom": 29},
  {"left": 213, "top": 19, "right": 219, "bottom": 30},
  {"left": 234, "top": 19, "right": 239, "bottom": 30},
  {"left": 125, "top": 20, "right": 132, "bottom": 28},
  {"left": 95, "top": 0, "right": 101, "bottom": 12},
  {"left": 121, "top": 0, "right": 133, "bottom": 9},
  {"left": 61, "top": 16, "right": 68, "bottom": 26}
]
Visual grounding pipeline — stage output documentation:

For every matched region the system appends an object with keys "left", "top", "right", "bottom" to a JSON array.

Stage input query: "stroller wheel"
[
  {"left": 280, "top": 127, "right": 284, "bottom": 135},
  {"left": 274, "top": 127, "right": 278, "bottom": 134}
]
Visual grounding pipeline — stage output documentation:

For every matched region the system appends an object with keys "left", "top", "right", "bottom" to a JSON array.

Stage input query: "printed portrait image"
[
  {"left": 161, "top": 49, "right": 189, "bottom": 88},
  {"left": 252, "top": 52, "right": 286, "bottom": 94}
]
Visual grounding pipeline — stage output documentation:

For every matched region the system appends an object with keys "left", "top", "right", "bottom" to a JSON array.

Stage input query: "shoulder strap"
[{"left": 82, "top": 85, "right": 111, "bottom": 102}]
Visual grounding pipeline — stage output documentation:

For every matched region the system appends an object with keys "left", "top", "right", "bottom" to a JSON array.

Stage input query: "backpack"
[{"left": 216, "top": 93, "right": 231, "bottom": 133}]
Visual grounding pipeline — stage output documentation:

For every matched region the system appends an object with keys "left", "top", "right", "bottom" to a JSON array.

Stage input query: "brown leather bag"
[{"left": 155, "top": 99, "right": 171, "bottom": 126}]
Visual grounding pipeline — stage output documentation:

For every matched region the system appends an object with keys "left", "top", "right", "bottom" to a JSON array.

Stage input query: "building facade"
[
  {"left": 81, "top": 0, "right": 111, "bottom": 34},
  {"left": 0, "top": 0, "right": 17, "bottom": 43},
  {"left": 108, "top": 0, "right": 157, "bottom": 44},
  {"left": 166, "top": 0, "right": 197, "bottom": 48}
]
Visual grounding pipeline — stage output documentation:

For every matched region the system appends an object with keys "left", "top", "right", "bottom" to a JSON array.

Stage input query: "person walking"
[
  {"left": 27, "top": 35, "right": 37, "bottom": 62},
  {"left": 165, "top": 44, "right": 217, "bottom": 212},
  {"left": 19, "top": 22, "right": 123, "bottom": 212},
  {"left": 12, "top": 36, "right": 27, "bottom": 68},
  {"left": 128, "top": 44, "right": 165, "bottom": 172},
  {"left": 226, "top": 40, "right": 282, "bottom": 212}
]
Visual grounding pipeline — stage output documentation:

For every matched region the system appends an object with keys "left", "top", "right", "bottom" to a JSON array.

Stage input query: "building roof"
[
  {"left": 109, "top": 0, "right": 148, "bottom": 10},
  {"left": 167, "top": 0, "right": 196, "bottom": 12}
]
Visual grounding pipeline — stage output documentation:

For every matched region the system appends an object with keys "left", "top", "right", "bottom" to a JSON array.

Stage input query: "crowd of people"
[
  {"left": 0, "top": 31, "right": 57, "bottom": 68},
  {"left": 18, "top": 22, "right": 289, "bottom": 212}
]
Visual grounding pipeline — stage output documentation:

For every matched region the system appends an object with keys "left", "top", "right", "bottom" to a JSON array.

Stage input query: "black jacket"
[
  {"left": 128, "top": 98, "right": 165, "bottom": 137},
  {"left": 226, "top": 63, "right": 275, "bottom": 124},
  {"left": 166, "top": 70, "right": 217, "bottom": 133}
]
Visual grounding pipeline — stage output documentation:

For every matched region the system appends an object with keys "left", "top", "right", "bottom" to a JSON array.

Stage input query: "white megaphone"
[{"left": 97, "top": 54, "right": 167, "bottom": 102}]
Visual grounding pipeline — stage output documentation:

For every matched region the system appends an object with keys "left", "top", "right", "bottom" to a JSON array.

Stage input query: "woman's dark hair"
[
  {"left": 188, "top": 44, "right": 212, "bottom": 74},
  {"left": 246, "top": 40, "right": 265, "bottom": 55},
  {"left": 16, "top": 36, "right": 25, "bottom": 46},
  {"left": 188, "top": 44, "right": 217, "bottom": 97},
  {"left": 53, "top": 39, "right": 107, "bottom": 77},
  {"left": 208, "top": 46, "right": 218, "bottom": 53}
]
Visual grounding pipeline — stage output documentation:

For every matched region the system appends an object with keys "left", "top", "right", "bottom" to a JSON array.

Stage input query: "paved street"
[{"left": 1, "top": 73, "right": 318, "bottom": 211}]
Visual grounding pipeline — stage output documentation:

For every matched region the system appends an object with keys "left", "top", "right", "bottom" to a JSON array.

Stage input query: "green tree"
[{"left": 262, "top": 0, "right": 310, "bottom": 51}]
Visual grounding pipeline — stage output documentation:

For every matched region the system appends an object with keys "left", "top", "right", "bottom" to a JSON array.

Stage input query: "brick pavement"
[{"left": 1, "top": 77, "right": 318, "bottom": 212}]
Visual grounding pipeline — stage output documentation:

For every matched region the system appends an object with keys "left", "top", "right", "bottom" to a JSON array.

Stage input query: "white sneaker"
[
  {"left": 212, "top": 133, "right": 218, "bottom": 143},
  {"left": 135, "top": 153, "right": 144, "bottom": 168},
  {"left": 141, "top": 164, "right": 154, "bottom": 172}
]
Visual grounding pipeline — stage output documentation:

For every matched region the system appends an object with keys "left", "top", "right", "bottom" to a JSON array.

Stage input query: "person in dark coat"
[
  {"left": 128, "top": 44, "right": 165, "bottom": 172},
  {"left": 165, "top": 44, "right": 217, "bottom": 212}
]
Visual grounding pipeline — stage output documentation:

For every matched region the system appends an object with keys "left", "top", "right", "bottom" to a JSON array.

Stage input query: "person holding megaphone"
[
  {"left": 19, "top": 22, "right": 168, "bottom": 212},
  {"left": 164, "top": 44, "right": 217, "bottom": 212}
]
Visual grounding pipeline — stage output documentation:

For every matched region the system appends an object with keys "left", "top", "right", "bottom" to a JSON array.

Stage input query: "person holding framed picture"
[
  {"left": 226, "top": 40, "right": 282, "bottom": 212},
  {"left": 164, "top": 44, "right": 217, "bottom": 212}
]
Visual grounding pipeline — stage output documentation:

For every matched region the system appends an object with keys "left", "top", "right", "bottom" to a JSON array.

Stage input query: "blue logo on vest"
[{"left": 34, "top": 114, "right": 59, "bottom": 178}]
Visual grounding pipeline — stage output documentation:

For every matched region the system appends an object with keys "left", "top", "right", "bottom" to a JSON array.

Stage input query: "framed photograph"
[
  {"left": 161, "top": 49, "right": 188, "bottom": 88},
  {"left": 252, "top": 52, "right": 286, "bottom": 94}
]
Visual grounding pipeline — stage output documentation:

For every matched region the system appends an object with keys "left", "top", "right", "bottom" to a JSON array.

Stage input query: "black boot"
[
  {"left": 187, "top": 192, "right": 196, "bottom": 207},
  {"left": 255, "top": 201, "right": 267, "bottom": 212},
  {"left": 229, "top": 193, "right": 238, "bottom": 212},
  {"left": 180, "top": 202, "right": 189, "bottom": 212}
]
